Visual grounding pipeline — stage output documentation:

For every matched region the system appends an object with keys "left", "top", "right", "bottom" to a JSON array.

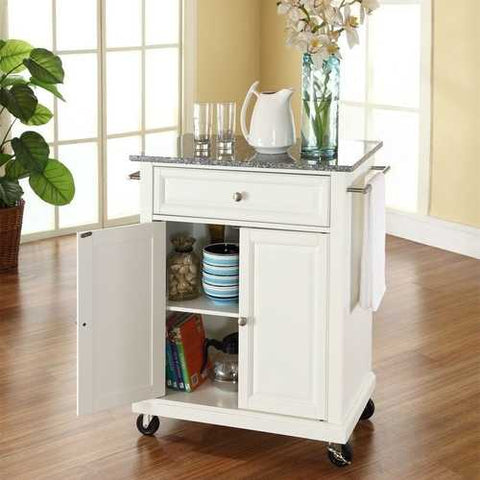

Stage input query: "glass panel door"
[{"left": 6, "top": 0, "right": 182, "bottom": 239}]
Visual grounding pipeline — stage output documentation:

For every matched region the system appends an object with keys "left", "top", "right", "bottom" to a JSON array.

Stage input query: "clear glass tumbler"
[
  {"left": 216, "top": 102, "right": 236, "bottom": 151},
  {"left": 193, "top": 103, "right": 213, "bottom": 150}
]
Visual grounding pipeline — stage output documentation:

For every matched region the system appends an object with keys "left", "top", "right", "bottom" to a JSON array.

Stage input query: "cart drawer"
[{"left": 153, "top": 167, "right": 330, "bottom": 227}]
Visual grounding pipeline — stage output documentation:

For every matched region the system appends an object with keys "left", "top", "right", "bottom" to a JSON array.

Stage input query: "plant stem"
[
  {"left": 0, "top": 118, "right": 17, "bottom": 149},
  {"left": 0, "top": 63, "right": 24, "bottom": 82}
]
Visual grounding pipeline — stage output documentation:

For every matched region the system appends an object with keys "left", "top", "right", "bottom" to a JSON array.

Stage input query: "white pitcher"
[{"left": 241, "top": 81, "right": 296, "bottom": 155}]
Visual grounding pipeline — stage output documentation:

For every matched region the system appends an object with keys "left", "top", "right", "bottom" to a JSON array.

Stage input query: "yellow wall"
[
  {"left": 196, "top": 1, "right": 480, "bottom": 228},
  {"left": 196, "top": 0, "right": 260, "bottom": 132},
  {"left": 259, "top": 0, "right": 302, "bottom": 135},
  {"left": 430, "top": 0, "right": 480, "bottom": 227}
]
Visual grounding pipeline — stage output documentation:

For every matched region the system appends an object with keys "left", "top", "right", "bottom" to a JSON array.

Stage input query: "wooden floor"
[{"left": 0, "top": 235, "right": 479, "bottom": 480}]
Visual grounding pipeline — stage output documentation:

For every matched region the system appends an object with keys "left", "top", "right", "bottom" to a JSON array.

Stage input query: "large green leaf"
[
  {"left": 11, "top": 131, "right": 49, "bottom": 172},
  {"left": 0, "top": 177, "right": 23, "bottom": 207},
  {"left": 1, "top": 74, "right": 28, "bottom": 87},
  {"left": 5, "top": 158, "right": 29, "bottom": 180},
  {"left": 30, "top": 77, "right": 65, "bottom": 101},
  {"left": 0, "top": 84, "right": 38, "bottom": 121},
  {"left": 0, "top": 40, "right": 6, "bottom": 51},
  {"left": 24, "top": 49, "right": 64, "bottom": 84},
  {"left": 29, "top": 159, "right": 75, "bottom": 206},
  {"left": 22, "top": 103, "right": 53, "bottom": 126},
  {"left": 0, "top": 39, "right": 33, "bottom": 73},
  {"left": 0, "top": 153, "right": 12, "bottom": 167}
]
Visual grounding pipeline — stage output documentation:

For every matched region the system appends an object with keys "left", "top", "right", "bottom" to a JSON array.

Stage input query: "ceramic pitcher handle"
[{"left": 241, "top": 80, "right": 260, "bottom": 143}]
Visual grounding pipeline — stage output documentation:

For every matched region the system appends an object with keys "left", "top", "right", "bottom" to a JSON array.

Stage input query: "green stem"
[
  {"left": 0, "top": 63, "right": 24, "bottom": 82},
  {"left": 1, "top": 118, "right": 17, "bottom": 149}
]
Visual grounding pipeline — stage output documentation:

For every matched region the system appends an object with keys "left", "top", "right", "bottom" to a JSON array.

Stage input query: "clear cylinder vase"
[{"left": 301, "top": 53, "right": 340, "bottom": 159}]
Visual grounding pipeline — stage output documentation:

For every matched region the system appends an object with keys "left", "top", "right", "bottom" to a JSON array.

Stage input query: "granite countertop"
[{"left": 130, "top": 134, "right": 383, "bottom": 174}]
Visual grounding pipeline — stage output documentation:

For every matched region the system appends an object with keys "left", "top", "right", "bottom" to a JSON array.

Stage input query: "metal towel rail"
[{"left": 347, "top": 166, "right": 390, "bottom": 194}]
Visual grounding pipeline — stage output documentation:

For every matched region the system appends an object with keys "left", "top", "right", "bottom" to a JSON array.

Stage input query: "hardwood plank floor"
[{"left": 0, "top": 235, "right": 479, "bottom": 479}]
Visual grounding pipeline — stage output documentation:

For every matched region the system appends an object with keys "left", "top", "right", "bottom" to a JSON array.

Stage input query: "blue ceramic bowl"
[
  {"left": 203, "top": 271, "right": 239, "bottom": 287},
  {"left": 203, "top": 243, "right": 239, "bottom": 267},
  {"left": 202, "top": 263, "right": 239, "bottom": 276},
  {"left": 202, "top": 281, "right": 239, "bottom": 298},
  {"left": 204, "top": 294, "right": 239, "bottom": 305}
]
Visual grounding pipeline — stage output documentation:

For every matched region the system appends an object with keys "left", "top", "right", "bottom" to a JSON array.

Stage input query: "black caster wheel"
[
  {"left": 136, "top": 414, "right": 160, "bottom": 436},
  {"left": 360, "top": 399, "right": 375, "bottom": 420},
  {"left": 327, "top": 442, "right": 353, "bottom": 467}
]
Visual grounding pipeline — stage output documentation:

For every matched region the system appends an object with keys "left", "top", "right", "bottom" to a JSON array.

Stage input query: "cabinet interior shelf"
[
  {"left": 166, "top": 295, "right": 239, "bottom": 318},
  {"left": 163, "top": 380, "right": 238, "bottom": 410}
]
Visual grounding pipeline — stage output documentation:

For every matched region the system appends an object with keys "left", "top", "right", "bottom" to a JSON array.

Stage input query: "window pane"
[
  {"left": 20, "top": 180, "right": 55, "bottom": 235},
  {"left": 107, "top": 51, "right": 142, "bottom": 134},
  {"left": 145, "top": 0, "right": 179, "bottom": 45},
  {"left": 8, "top": 0, "right": 52, "bottom": 49},
  {"left": 370, "top": 109, "right": 419, "bottom": 212},
  {"left": 107, "top": 136, "right": 141, "bottom": 220},
  {"left": 369, "top": 5, "right": 421, "bottom": 108},
  {"left": 58, "top": 142, "right": 99, "bottom": 228},
  {"left": 145, "top": 131, "right": 178, "bottom": 156},
  {"left": 339, "top": 28, "right": 366, "bottom": 103},
  {"left": 106, "top": 0, "right": 141, "bottom": 48},
  {"left": 56, "top": 0, "right": 97, "bottom": 51},
  {"left": 145, "top": 48, "right": 179, "bottom": 129},
  {"left": 11, "top": 86, "right": 54, "bottom": 143},
  {"left": 57, "top": 54, "right": 98, "bottom": 141},
  {"left": 340, "top": 105, "right": 366, "bottom": 141}
]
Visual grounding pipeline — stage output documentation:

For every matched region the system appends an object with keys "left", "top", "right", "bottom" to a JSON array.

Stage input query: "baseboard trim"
[{"left": 387, "top": 210, "right": 480, "bottom": 260}]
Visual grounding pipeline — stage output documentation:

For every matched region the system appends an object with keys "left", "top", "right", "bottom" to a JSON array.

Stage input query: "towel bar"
[{"left": 347, "top": 166, "right": 390, "bottom": 194}]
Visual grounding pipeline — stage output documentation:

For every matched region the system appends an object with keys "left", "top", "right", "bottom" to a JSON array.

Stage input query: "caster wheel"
[
  {"left": 327, "top": 442, "right": 353, "bottom": 467},
  {"left": 136, "top": 414, "right": 160, "bottom": 436},
  {"left": 360, "top": 399, "right": 375, "bottom": 421}
]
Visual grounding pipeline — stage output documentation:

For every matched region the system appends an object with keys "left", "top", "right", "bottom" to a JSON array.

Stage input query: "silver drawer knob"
[
  {"left": 233, "top": 192, "right": 243, "bottom": 202},
  {"left": 238, "top": 317, "right": 248, "bottom": 327}
]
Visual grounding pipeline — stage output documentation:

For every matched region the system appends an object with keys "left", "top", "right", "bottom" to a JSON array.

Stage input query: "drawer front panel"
[{"left": 153, "top": 168, "right": 330, "bottom": 227}]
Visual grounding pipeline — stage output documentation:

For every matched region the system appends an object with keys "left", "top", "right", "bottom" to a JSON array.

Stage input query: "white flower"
[
  {"left": 344, "top": 5, "right": 360, "bottom": 48},
  {"left": 360, "top": 0, "right": 380, "bottom": 23},
  {"left": 277, "top": 0, "right": 379, "bottom": 56},
  {"left": 362, "top": 0, "right": 380, "bottom": 14}
]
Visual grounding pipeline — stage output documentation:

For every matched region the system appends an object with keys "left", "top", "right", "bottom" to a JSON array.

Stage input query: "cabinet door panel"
[
  {"left": 77, "top": 223, "right": 165, "bottom": 415},
  {"left": 239, "top": 229, "right": 328, "bottom": 420}
]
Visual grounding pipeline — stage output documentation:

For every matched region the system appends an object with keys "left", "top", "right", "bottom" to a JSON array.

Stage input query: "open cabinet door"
[{"left": 77, "top": 223, "right": 165, "bottom": 415}]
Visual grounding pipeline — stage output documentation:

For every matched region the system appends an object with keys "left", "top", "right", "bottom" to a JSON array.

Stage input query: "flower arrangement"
[{"left": 277, "top": 0, "right": 380, "bottom": 67}]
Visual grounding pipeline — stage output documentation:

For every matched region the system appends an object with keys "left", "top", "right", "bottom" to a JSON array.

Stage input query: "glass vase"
[{"left": 301, "top": 53, "right": 340, "bottom": 159}]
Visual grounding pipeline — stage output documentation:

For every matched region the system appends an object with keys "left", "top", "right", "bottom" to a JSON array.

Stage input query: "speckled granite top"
[{"left": 130, "top": 134, "right": 383, "bottom": 174}]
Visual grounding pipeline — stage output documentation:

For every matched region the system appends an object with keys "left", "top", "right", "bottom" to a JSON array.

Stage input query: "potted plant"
[{"left": 0, "top": 39, "right": 74, "bottom": 271}]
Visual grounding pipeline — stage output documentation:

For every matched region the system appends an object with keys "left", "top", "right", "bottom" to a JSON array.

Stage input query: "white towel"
[{"left": 360, "top": 172, "right": 386, "bottom": 312}]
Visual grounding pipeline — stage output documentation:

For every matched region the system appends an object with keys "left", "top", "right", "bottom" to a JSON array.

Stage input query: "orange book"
[{"left": 170, "top": 314, "right": 208, "bottom": 392}]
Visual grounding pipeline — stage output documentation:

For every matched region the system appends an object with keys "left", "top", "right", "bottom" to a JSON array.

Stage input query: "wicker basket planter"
[{"left": 0, "top": 200, "right": 25, "bottom": 272}]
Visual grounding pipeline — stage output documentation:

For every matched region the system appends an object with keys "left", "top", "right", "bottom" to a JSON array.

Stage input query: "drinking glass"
[
  {"left": 216, "top": 102, "right": 236, "bottom": 150},
  {"left": 193, "top": 103, "right": 213, "bottom": 149}
]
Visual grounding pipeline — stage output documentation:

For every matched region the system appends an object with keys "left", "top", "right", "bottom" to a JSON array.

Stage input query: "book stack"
[{"left": 166, "top": 313, "right": 209, "bottom": 392}]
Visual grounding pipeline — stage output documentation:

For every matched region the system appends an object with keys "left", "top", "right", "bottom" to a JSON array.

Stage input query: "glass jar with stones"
[{"left": 168, "top": 234, "right": 201, "bottom": 301}]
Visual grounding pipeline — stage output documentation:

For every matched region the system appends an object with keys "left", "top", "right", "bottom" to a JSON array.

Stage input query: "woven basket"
[{"left": 0, "top": 200, "right": 25, "bottom": 272}]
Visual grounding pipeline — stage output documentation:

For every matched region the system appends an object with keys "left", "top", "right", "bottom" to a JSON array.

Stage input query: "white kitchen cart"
[{"left": 77, "top": 138, "right": 384, "bottom": 467}]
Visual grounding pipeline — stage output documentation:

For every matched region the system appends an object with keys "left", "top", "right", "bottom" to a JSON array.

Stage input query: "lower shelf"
[
  {"left": 132, "top": 373, "right": 376, "bottom": 445},
  {"left": 163, "top": 380, "right": 238, "bottom": 410}
]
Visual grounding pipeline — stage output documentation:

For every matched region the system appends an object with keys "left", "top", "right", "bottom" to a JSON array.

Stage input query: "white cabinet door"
[
  {"left": 77, "top": 223, "right": 165, "bottom": 415},
  {"left": 239, "top": 229, "right": 328, "bottom": 420}
]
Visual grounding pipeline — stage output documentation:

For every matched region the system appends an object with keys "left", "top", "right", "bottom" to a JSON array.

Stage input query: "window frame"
[
  {"left": 342, "top": 0, "right": 432, "bottom": 215},
  {"left": 2, "top": 0, "right": 189, "bottom": 242}
]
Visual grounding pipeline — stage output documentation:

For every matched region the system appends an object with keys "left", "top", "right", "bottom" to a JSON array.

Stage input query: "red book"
[{"left": 170, "top": 314, "right": 208, "bottom": 392}]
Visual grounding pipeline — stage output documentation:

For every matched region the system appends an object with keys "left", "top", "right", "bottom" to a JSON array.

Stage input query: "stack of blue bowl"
[{"left": 202, "top": 244, "right": 239, "bottom": 305}]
